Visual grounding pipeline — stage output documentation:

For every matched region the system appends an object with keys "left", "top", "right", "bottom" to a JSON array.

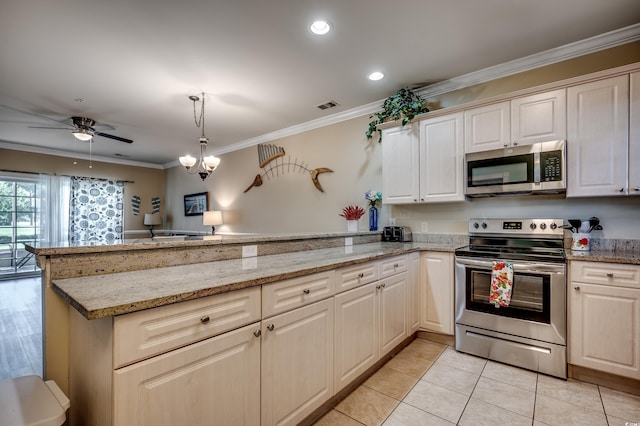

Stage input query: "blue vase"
[{"left": 369, "top": 206, "right": 378, "bottom": 231}]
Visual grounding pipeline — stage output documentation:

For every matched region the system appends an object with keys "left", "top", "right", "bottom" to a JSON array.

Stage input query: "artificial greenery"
[{"left": 366, "top": 87, "right": 430, "bottom": 143}]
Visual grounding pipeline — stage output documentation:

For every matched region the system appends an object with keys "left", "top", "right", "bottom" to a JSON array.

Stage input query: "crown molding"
[
  {"left": 206, "top": 23, "right": 640, "bottom": 159},
  {"left": 0, "top": 140, "right": 164, "bottom": 169}
]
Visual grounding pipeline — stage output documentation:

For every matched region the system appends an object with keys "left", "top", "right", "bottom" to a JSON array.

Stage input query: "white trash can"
[{"left": 0, "top": 375, "right": 70, "bottom": 426}]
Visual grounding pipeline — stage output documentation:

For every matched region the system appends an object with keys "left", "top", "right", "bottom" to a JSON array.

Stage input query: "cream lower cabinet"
[
  {"left": 334, "top": 257, "right": 410, "bottom": 392},
  {"left": 261, "top": 298, "right": 334, "bottom": 426},
  {"left": 420, "top": 252, "right": 454, "bottom": 335},
  {"left": 113, "top": 322, "right": 262, "bottom": 426},
  {"left": 569, "top": 261, "right": 640, "bottom": 380}
]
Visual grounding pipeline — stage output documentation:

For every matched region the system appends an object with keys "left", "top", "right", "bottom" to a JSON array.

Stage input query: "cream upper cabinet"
[
  {"left": 630, "top": 72, "right": 640, "bottom": 195},
  {"left": 567, "top": 75, "right": 629, "bottom": 197},
  {"left": 419, "top": 112, "right": 465, "bottom": 203},
  {"left": 568, "top": 261, "right": 640, "bottom": 380},
  {"left": 464, "top": 89, "right": 566, "bottom": 153},
  {"left": 510, "top": 89, "right": 566, "bottom": 146},
  {"left": 464, "top": 101, "right": 510, "bottom": 153},
  {"left": 261, "top": 299, "right": 334, "bottom": 426},
  {"left": 420, "top": 252, "right": 454, "bottom": 335},
  {"left": 381, "top": 124, "right": 420, "bottom": 204}
]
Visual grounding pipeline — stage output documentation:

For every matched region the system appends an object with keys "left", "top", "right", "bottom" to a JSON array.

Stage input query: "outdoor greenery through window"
[{"left": 0, "top": 175, "right": 39, "bottom": 277}]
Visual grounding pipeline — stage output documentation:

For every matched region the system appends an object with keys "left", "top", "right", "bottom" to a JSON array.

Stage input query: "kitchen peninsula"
[{"left": 27, "top": 232, "right": 463, "bottom": 425}]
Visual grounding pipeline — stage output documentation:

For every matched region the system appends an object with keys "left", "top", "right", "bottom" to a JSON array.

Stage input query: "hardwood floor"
[{"left": 0, "top": 276, "right": 42, "bottom": 381}]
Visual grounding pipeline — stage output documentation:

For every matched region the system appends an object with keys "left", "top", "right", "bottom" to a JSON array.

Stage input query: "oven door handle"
[{"left": 455, "top": 257, "right": 565, "bottom": 274}]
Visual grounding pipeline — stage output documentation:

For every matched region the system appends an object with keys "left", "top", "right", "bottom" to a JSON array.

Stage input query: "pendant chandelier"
[{"left": 179, "top": 93, "right": 221, "bottom": 180}]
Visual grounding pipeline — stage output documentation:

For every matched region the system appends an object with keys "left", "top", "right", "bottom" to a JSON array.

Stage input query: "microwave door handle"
[{"left": 533, "top": 152, "right": 541, "bottom": 183}]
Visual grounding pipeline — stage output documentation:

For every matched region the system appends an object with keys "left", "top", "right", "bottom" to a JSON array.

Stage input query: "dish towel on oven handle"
[{"left": 490, "top": 261, "right": 514, "bottom": 308}]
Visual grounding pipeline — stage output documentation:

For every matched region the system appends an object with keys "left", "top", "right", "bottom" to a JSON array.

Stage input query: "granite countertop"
[
  {"left": 52, "top": 241, "right": 458, "bottom": 320},
  {"left": 26, "top": 231, "right": 381, "bottom": 256},
  {"left": 565, "top": 249, "right": 640, "bottom": 265}
]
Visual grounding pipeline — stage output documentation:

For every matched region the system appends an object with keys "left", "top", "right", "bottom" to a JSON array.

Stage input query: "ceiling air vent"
[{"left": 316, "top": 100, "right": 340, "bottom": 110}]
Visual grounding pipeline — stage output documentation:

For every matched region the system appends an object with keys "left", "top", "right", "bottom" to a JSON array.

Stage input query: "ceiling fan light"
[
  {"left": 179, "top": 155, "right": 197, "bottom": 168},
  {"left": 72, "top": 128, "right": 93, "bottom": 141},
  {"left": 203, "top": 155, "right": 220, "bottom": 170}
]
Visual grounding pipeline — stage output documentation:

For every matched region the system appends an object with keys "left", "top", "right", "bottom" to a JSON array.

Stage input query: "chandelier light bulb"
[{"left": 179, "top": 155, "right": 197, "bottom": 168}]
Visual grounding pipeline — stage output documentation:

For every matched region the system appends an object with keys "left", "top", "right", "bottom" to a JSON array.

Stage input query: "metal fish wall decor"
[{"left": 244, "top": 144, "right": 333, "bottom": 193}]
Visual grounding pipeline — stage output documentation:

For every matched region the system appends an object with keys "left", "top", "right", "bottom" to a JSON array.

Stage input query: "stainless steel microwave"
[{"left": 464, "top": 140, "right": 566, "bottom": 197}]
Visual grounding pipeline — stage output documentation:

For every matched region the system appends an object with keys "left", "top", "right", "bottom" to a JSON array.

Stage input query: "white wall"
[{"left": 164, "top": 115, "right": 390, "bottom": 234}]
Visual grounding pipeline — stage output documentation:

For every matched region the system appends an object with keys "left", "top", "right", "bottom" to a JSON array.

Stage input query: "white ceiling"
[{"left": 1, "top": 0, "right": 639, "bottom": 168}]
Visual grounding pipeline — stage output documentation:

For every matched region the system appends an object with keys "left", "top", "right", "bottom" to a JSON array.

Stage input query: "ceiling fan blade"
[
  {"left": 1, "top": 104, "right": 72, "bottom": 127},
  {"left": 95, "top": 131, "right": 133, "bottom": 144},
  {"left": 28, "top": 126, "right": 73, "bottom": 130}
]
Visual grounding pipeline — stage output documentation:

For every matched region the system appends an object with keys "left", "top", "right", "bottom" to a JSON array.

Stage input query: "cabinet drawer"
[
  {"left": 336, "top": 262, "right": 379, "bottom": 293},
  {"left": 570, "top": 261, "right": 640, "bottom": 289},
  {"left": 379, "top": 255, "right": 408, "bottom": 279},
  {"left": 113, "top": 287, "right": 261, "bottom": 368},
  {"left": 262, "top": 270, "right": 335, "bottom": 318}
]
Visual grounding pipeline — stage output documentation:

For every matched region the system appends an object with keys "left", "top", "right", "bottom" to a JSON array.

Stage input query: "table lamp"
[
  {"left": 203, "top": 210, "right": 223, "bottom": 235},
  {"left": 144, "top": 213, "right": 161, "bottom": 237}
]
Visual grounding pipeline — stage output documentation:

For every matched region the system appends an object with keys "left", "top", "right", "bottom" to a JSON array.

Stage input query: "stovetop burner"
[{"left": 455, "top": 218, "right": 566, "bottom": 263}]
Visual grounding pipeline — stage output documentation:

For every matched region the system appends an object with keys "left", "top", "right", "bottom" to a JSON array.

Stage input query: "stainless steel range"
[{"left": 455, "top": 218, "right": 567, "bottom": 378}]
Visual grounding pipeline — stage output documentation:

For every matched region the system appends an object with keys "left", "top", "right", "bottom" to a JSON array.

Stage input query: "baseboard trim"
[
  {"left": 568, "top": 364, "right": 640, "bottom": 397},
  {"left": 417, "top": 330, "right": 455, "bottom": 347}
]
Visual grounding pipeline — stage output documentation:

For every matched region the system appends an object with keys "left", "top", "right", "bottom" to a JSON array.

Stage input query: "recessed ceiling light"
[
  {"left": 368, "top": 71, "right": 384, "bottom": 81},
  {"left": 310, "top": 20, "right": 331, "bottom": 35}
]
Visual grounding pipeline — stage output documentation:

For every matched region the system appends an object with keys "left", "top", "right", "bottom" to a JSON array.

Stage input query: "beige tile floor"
[{"left": 314, "top": 338, "right": 640, "bottom": 426}]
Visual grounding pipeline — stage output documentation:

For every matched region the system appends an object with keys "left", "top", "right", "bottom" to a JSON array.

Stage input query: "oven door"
[{"left": 455, "top": 256, "right": 566, "bottom": 345}]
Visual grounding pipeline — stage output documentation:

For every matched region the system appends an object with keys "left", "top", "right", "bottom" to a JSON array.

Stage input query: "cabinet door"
[
  {"left": 261, "top": 299, "right": 334, "bottom": 426},
  {"left": 464, "top": 101, "right": 510, "bottom": 153},
  {"left": 420, "top": 252, "right": 454, "bottom": 335},
  {"left": 113, "top": 322, "right": 261, "bottom": 426},
  {"left": 419, "top": 112, "right": 465, "bottom": 202},
  {"left": 407, "top": 252, "right": 421, "bottom": 334},
  {"left": 379, "top": 272, "right": 407, "bottom": 355},
  {"left": 568, "top": 283, "right": 640, "bottom": 379},
  {"left": 567, "top": 75, "right": 629, "bottom": 197},
  {"left": 381, "top": 124, "right": 420, "bottom": 204},
  {"left": 334, "top": 283, "right": 378, "bottom": 392},
  {"left": 511, "top": 89, "right": 566, "bottom": 146},
  {"left": 631, "top": 72, "right": 640, "bottom": 195}
]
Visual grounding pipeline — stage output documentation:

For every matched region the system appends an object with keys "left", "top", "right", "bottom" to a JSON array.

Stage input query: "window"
[{"left": 0, "top": 174, "right": 39, "bottom": 277}]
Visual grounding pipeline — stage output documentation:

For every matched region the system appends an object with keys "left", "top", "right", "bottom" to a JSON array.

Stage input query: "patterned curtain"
[{"left": 70, "top": 177, "right": 124, "bottom": 243}]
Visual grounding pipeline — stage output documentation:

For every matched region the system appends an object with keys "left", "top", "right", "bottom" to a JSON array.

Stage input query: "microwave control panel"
[{"left": 540, "top": 150, "right": 563, "bottom": 181}]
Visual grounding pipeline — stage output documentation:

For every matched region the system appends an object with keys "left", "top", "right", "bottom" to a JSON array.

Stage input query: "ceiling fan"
[{"left": 30, "top": 115, "right": 133, "bottom": 144}]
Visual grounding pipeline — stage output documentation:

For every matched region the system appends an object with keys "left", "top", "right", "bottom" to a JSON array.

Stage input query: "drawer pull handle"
[
  {"left": 574, "top": 286, "right": 580, "bottom": 291},
  {"left": 376, "top": 285, "right": 381, "bottom": 290},
  {"left": 358, "top": 273, "right": 364, "bottom": 278},
  {"left": 303, "top": 288, "right": 310, "bottom": 294},
  {"left": 200, "top": 315, "right": 210, "bottom": 324},
  {"left": 253, "top": 329, "right": 261, "bottom": 337},
  {"left": 393, "top": 263, "right": 399, "bottom": 268},
  {"left": 606, "top": 273, "right": 614, "bottom": 278},
  {"left": 267, "top": 324, "right": 275, "bottom": 331},
  {"left": 381, "top": 282, "right": 386, "bottom": 288},
  {"left": 617, "top": 187, "right": 625, "bottom": 193}
]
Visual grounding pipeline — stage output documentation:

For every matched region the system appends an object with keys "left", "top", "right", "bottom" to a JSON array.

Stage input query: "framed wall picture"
[{"left": 184, "top": 192, "right": 208, "bottom": 216}]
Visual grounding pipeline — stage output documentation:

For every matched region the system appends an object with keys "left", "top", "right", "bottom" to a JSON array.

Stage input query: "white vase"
[{"left": 347, "top": 220, "right": 358, "bottom": 232}]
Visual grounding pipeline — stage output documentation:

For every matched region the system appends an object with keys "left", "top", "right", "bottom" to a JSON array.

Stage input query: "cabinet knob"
[
  {"left": 376, "top": 285, "right": 381, "bottom": 290},
  {"left": 574, "top": 286, "right": 580, "bottom": 291},
  {"left": 606, "top": 273, "right": 614, "bottom": 278},
  {"left": 503, "top": 143, "right": 508, "bottom": 147},
  {"left": 394, "top": 263, "right": 399, "bottom": 268},
  {"left": 253, "top": 329, "right": 261, "bottom": 337},
  {"left": 358, "top": 272, "right": 364, "bottom": 278},
  {"left": 420, "top": 198, "right": 424, "bottom": 201},
  {"left": 381, "top": 282, "right": 386, "bottom": 288},
  {"left": 513, "top": 141, "right": 518, "bottom": 146},
  {"left": 413, "top": 199, "right": 417, "bottom": 202},
  {"left": 634, "top": 187, "right": 640, "bottom": 192},
  {"left": 303, "top": 288, "right": 310, "bottom": 294},
  {"left": 267, "top": 324, "right": 275, "bottom": 331},
  {"left": 200, "top": 315, "right": 210, "bottom": 324},
  {"left": 618, "top": 187, "right": 625, "bottom": 193}
]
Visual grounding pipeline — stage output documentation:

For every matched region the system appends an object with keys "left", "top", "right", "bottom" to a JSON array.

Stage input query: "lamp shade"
[
  {"left": 144, "top": 213, "right": 161, "bottom": 226},
  {"left": 203, "top": 210, "right": 223, "bottom": 226}
]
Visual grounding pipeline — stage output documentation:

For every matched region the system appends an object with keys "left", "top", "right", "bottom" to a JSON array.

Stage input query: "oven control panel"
[{"left": 469, "top": 218, "right": 564, "bottom": 236}]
